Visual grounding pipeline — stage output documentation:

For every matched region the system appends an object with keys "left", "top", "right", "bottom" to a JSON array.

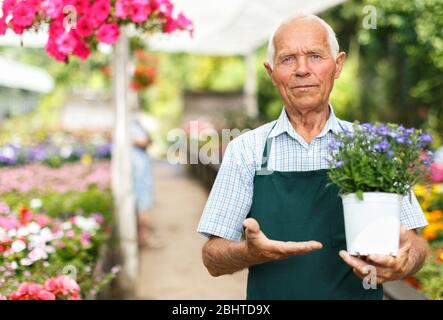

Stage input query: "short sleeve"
[
  {"left": 197, "top": 137, "right": 255, "bottom": 241},
  {"left": 400, "top": 190, "right": 428, "bottom": 230}
]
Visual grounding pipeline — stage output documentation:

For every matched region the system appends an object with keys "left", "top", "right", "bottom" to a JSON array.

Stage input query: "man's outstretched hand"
[{"left": 243, "top": 218, "right": 323, "bottom": 263}]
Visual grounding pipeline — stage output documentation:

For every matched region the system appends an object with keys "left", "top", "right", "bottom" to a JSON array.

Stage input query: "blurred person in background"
[{"left": 131, "top": 111, "right": 162, "bottom": 248}]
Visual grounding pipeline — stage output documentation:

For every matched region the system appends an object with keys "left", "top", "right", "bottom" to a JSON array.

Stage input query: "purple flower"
[
  {"left": 336, "top": 160, "right": 344, "bottom": 168},
  {"left": 404, "top": 128, "right": 415, "bottom": 135},
  {"left": 419, "top": 133, "right": 432, "bottom": 147},
  {"left": 373, "top": 139, "right": 390, "bottom": 151},
  {"left": 376, "top": 124, "right": 389, "bottom": 135}
]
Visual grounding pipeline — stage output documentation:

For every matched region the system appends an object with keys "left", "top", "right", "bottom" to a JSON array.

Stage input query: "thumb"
[{"left": 243, "top": 218, "right": 261, "bottom": 236}]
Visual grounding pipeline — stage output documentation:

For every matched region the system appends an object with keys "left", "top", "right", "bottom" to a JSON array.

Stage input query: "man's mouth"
[{"left": 292, "top": 84, "right": 318, "bottom": 89}]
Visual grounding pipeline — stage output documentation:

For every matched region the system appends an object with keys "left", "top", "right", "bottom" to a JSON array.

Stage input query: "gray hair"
[{"left": 267, "top": 14, "right": 340, "bottom": 69}]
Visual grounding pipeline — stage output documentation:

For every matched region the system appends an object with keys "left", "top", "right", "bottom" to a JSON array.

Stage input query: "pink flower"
[
  {"left": 73, "top": 35, "right": 91, "bottom": 60},
  {"left": 0, "top": 295, "right": 7, "bottom": 300},
  {"left": 34, "top": 214, "right": 52, "bottom": 227},
  {"left": 2, "top": 0, "right": 17, "bottom": 15},
  {"left": 96, "top": 23, "right": 120, "bottom": 44},
  {"left": 41, "top": 0, "right": 64, "bottom": 19},
  {"left": 91, "top": 213, "right": 104, "bottom": 225},
  {"left": 76, "top": 16, "right": 94, "bottom": 37},
  {"left": 0, "top": 202, "right": 11, "bottom": 214},
  {"left": 0, "top": 16, "right": 7, "bottom": 36},
  {"left": 90, "top": 0, "right": 111, "bottom": 26},
  {"left": 130, "top": 0, "right": 151, "bottom": 23},
  {"left": 66, "top": 230, "right": 75, "bottom": 238},
  {"left": 10, "top": 281, "right": 58, "bottom": 300},
  {"left": 37, "top": 290, "right": 56, "bottom": 300},
  {"left": 44, "top": 278, "right": 57, "bottom": 292},
  {"left": 163, "top": 17, "right": 177, "bottom": 33},
  {"left": 115, "top": 0, "right": 130, "bottom": 19},
  {"left": 175, "top": 12, "right": 193, "bottom": 32},
  {"left": 11, "top": 1, "right": 37, "bottom": 28},
  {"left": 111, "top": 266, "right": 121, "bottom": 274},
  {"left": 68, "top": 0, "right": 90, "bottom": 15},
  {"left": 0, "top": 215, "right": 20, "bottom": 230},
  {"left": 80, "top": 230, "right": 91, "bottom": 246},
  {"left": 431, "top": 162, "right": 443, "bottom": 183},
  {"left": 56, "top": 32, "right": 77, "bottom": 55},
  {"left": 45, "top": 276, "right": 80, "bottom": 296},
  {"left": 157, "top": 0, "right": 173, "bottom": 17},
  {"left": 152, "top": 0, "right": 173, "bottom": 17}
]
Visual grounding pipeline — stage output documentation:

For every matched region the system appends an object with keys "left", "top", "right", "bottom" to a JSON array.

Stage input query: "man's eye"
[
  {"left": 282, "top": 56, "right": 294, "bottom": 64},
  {"left": 310, "top": 54, "right": 321, "bottom": 60}
]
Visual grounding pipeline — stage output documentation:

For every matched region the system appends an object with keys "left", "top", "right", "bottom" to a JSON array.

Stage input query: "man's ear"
[
  {"left": 334, "top": 51, "right": 347, "bottom": 79},
  {"left": 264, "top": 62, "right": 275, "bottom": 85}
]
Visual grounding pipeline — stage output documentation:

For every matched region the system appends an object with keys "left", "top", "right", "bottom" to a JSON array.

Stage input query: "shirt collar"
[{"left": 268, "top": 104, "right": 342, "bottom": 139}]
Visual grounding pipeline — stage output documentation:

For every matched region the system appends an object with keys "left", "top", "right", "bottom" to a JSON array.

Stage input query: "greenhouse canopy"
[{"left": 147, "top": 0, "right": 346, "bottom": 55}]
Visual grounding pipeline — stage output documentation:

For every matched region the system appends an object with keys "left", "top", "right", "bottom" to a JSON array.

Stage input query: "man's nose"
[{"left": 294, "top": 59, "right": 310, "bottom": 77}]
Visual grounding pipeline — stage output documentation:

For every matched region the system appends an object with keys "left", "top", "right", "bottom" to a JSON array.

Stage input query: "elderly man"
[{"left": 197, "top": 14, "right": 430, "bottom": 299}]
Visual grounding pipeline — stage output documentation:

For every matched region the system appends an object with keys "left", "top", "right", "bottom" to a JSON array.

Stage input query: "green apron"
[{"left": 246, "top": 122, "right": 383, "bottom": 300}]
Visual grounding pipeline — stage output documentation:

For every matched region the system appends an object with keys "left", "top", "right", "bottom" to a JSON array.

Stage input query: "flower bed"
[
  {"left": 0, "top": 156, "right": 116, "bottom": 299},
  {"left": 410, "top": 160, "right": 443, "bottom": 300},
  {"left": 0, "top": 140, "right": 111, "bottom": 167},
  {"left": 0, "top": 204, "right": 118, "bottom": 300}
]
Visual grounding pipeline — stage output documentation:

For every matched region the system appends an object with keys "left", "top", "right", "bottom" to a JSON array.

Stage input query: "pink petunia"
[
  {"left": 76, "top": 15, "right": 94, "bottom": 37},
  {"left": 55, "top": 31, "right": 77, "bottom": 55},
  {"left": 90, "top": 0, "right": 111, "bottom": 27},
  {"left": 72, "top": 35, "right": 91, "bottom": 60},
  {"left": 96, "top": 23, "right": 120, "bottom": 44},
  {"left": 68, "top": 0, "right": 90, "bottom": 15},
  {"left": 114, "top": 0, "right": 130, "bottom": 19},
  {"left": 37, "top": 290, "right": 56, "bottom": 300},
  {"left": 11, "top": 1, "right": 37, "bottom": 28},
  {"left": 155, "top": 0, "right": 173, "bottom": 17},
  {"left": 175, "top": 12, "right": 193, "bottom": 32},
  {"left": 41, "top": 0, "right": 64, "bottom": 19},
  {"left": 0, "top": 17, "right": 7, "bottom": 35},
  {"left": 2, "top": 0, "right": 17, "bottom": 15},
  {"left": 130, "top": 0, "right": 151, "bottom": 23},
  {"left": 163, "top": 16, "right": 176, "bottom": 33}
]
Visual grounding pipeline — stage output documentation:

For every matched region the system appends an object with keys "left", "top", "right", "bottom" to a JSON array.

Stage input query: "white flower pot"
[{"left": 341, "top": 192, "right": 402, "bottom": 256}]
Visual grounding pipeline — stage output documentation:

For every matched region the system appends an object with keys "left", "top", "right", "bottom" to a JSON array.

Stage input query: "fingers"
[
  {"left": 277, "top": 240, "right": 323, "bottom": 255},
  {"left": 339, "top": 251, "right": 371, "bottom": 277}
]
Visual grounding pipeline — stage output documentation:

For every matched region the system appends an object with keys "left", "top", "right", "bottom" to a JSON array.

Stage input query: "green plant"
[{"left": 327, "top": 122, "right": 433, "bottom": 199}]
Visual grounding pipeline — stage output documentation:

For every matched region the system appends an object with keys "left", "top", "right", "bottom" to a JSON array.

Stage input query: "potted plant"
[{"left": 327, "top": 122, "right": 433, "bottom": 256}]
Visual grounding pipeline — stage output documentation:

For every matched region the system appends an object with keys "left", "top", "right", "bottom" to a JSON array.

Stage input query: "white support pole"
[
  {"left": 111, "top": 27, "right": 139, "bottom": 297},
  {"left": 244, "top": 51, "right": 258, "bottom": 118}
]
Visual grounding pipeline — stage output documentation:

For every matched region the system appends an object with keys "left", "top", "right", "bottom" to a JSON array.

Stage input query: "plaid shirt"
[{"left": 197, "top": 106, "right": 428, "bottom": 241}]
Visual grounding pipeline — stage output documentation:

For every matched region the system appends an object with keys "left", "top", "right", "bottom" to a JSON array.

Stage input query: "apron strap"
[
  {"left": 260, "top": 121, "right": 278, "bottom": 171},
  {"left": 259, "top": 114, "right": 347, "bottom": 171}
]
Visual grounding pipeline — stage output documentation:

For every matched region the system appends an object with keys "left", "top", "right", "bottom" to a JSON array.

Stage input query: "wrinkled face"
[{"left": 265, "top": 18, "right": 345, "bottom": 112}]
